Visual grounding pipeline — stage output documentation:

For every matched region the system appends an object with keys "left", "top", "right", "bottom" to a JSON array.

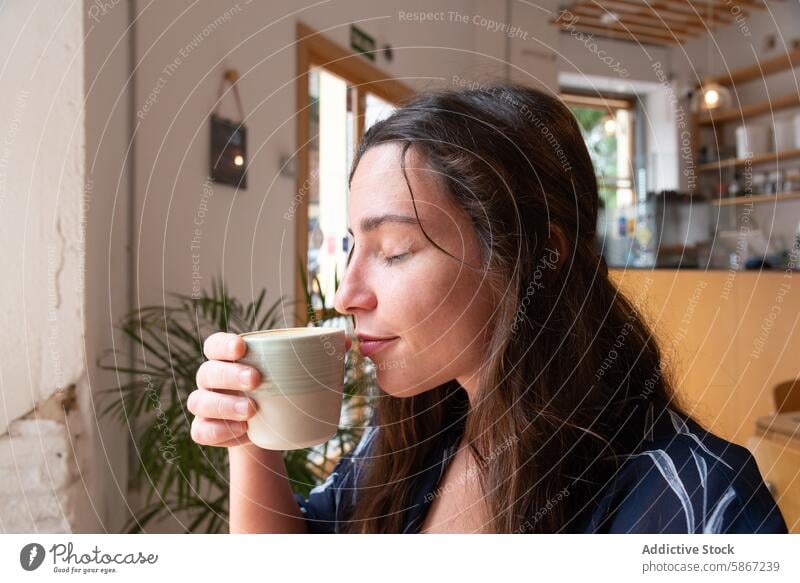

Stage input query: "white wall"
[
  {"left": 557, "top": 29, "right": 671, "bottom": 85},
  {"left": 644, "top": 86, "right": 681, "bottom": 193},
  {"left": 0, "top": 0, "right": 134, "bottom": 533},
  {"left": 0, "top": 0, "right": 86, "bottom": 436},
  {"left": 82, "top": 0, "right": 134, "bottom": 533},
  {"left": 0, "top": 0, "right": 89, "bottom": 532}
]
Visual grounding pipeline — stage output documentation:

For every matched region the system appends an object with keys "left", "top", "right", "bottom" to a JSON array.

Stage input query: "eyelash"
[
  {"left": 383, "top": 252, "right": 409, "bottom": 266},
  {"left": 345, "top": 236, "right": 410, "bottom": 267}
]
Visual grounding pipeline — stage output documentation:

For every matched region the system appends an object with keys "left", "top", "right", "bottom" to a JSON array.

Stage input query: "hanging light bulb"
[
  {"left": 603, "top": 116, "right": 617, "bottom": 135},
  {"left": 702, "top": 82, "right": 731, "bottom": 110},
  {"left": 692, "top": 2, "right": 731, "bottom": 113},
  {"left": 695, "top": 81, "right": 731, "bottom": 112},
  {"left": 704, "top": 87, "right": 720, "bottom": 108}
]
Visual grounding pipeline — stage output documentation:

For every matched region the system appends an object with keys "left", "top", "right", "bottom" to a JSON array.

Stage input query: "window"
[
  {"left": 295, "top": 24, "right": 411, "bottom": 325},
  {"left": 306, "top": 67, "right": 356, "bottom": 312},
  {"left": 563, "top": 92, "right": 636, "bottom": 208},
  {"left": 305, "top": 70, "right": 398, "bottom": 313}
]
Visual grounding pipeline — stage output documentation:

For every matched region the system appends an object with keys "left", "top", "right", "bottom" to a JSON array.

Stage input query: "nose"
[{"left": 334, "top": 258, "right": 377, "bottom": 315}]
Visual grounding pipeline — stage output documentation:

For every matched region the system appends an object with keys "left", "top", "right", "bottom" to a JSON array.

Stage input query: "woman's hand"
[
  {"left": 189, "top": 332, "right": 261, "bottom": 448},
  {"left": 189, "top": 331, "right": 353, "bottom": 448}
]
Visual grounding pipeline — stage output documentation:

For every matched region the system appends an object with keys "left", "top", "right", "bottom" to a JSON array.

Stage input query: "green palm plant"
[{"left": 98, "top": 271, "right": 374, "bottom": 533}]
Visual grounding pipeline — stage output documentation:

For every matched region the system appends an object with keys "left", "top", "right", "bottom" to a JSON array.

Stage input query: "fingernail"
[
  {"left": 239, "top": 369, "right": 253, "bottom": 388},
  {"left": 235, "top": 399, "right": 250, "bottom": 415}
]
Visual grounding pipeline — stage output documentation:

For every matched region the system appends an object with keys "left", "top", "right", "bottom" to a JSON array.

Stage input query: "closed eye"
[{"left": 383, "top": 252, "right": 409, "bottom": 266}]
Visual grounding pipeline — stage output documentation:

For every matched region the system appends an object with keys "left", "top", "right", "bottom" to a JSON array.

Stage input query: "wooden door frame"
[{"left": 294, "top": 22, "right": 415, "bottom": 326}]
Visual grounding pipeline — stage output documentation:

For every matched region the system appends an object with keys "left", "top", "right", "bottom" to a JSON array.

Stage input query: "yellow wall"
[{"left": 610, "top": 269, "right": 800, "bottom": 447}]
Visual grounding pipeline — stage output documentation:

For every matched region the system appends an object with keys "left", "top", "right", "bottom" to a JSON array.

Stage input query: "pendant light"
[{"left": 696, "top": 1, "right": 731, "bottom": 112}]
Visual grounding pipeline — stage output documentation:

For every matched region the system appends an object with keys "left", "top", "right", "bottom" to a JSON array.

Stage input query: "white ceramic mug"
[{"left": 236, "top": 327, "right": 346, "bottom": 450}]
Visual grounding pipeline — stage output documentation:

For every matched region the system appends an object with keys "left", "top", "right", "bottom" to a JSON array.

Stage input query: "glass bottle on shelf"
[
  {"left": 713, "top": 180, "right": 729, "bottom": 200},
  {"left": 752, "top": 172, "right": 767, "bottom": 195},
  {"left": 785, "top": 168, "right": 800, "bottom": 193},
  {"left": 768, "top": 170, "right": 782, "bottom": 194},
  {"left": 728, "top": 179, "right": 740, "bottom": 199},
  {"left": 791, "top": 222, "right": 800, "bottom": 270}
]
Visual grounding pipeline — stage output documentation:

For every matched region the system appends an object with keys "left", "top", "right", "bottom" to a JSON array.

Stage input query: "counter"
[{"left": 609, "top": 268, "right": 799, "bottom": 448}]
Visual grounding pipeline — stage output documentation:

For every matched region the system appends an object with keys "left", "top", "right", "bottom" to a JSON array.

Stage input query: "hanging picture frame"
[{"left": 210, "top": 69, "right": 248, "bottom": 189}]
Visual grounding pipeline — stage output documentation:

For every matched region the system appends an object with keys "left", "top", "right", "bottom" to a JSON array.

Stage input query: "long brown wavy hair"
[{"left": 343, "top": 81, "right": 689, "bottom": 533}]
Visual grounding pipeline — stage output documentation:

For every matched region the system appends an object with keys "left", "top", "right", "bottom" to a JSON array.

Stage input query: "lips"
[{"left": 356, "top": 333, "right": 399, "bottom": 358}]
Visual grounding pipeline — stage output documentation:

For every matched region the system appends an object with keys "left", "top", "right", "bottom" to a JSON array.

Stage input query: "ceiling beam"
[
  {"left": 552, "top": 17, "right": 679, "bottom": 46},
  {"left": 601, "top": 0, "right": 732, "bottom": 25},
  {"left": 554, "top": 1, "right": 768, "bottom": 48},
  {"left": 576, "top": 0, "right": 712, "bottom": 30},
  {"left": 556, "top": 11, "right": 690, "bottom": 42},
  {"left": 571, "top": 4, "right": 703, "bottom": 35}
]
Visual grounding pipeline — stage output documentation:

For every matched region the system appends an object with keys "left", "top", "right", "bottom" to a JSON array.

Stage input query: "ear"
[{"left": 546, "top": 223, "right": 568, "bottom": 270}]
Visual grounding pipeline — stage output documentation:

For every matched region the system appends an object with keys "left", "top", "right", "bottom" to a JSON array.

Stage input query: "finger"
[
  {"left": 345, "top": 336, "right": 352, "bottom": 351},
  {"left": 196, "top": 360, "right": 262, "bottom": 391},
  {"left": 187, "top": 388, "right": 255, "bottom": 421},
  {"left": 191, "top": 417, "right": 248, "bottom": 446},
  {"left": 203, "top": 332, "right": 246, "bottom": 361}
]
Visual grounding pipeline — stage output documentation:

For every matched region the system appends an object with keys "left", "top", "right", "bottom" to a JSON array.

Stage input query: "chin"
[
  {"left": 373, "top": 365, "right": 442, "bottom": 398},
  {"left": 375, "top": 362, "right": 433, "bottom": 399}
]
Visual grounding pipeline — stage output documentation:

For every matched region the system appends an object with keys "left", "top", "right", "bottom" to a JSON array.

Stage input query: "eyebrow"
[{"left": 347, "top": 213, "right": 420, "bottom": 235}]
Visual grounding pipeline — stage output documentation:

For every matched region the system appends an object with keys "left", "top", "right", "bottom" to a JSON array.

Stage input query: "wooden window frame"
[{"left": 294, "top": 23, "right": 414, "bottom": 326}]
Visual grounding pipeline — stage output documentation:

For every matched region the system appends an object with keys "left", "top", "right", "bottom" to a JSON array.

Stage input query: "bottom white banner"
[{"left": 1, "top": 534, "right": 797, "bottom": 582}]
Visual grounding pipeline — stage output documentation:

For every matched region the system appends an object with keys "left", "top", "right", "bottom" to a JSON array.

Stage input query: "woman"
[{"left": 189, "top": 82, "right": 787, "bottom": 534}]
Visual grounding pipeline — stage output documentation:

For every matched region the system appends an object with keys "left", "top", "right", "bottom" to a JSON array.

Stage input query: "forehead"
[{"left": 348, "top": 143, "right": 449, "bottom": 226}]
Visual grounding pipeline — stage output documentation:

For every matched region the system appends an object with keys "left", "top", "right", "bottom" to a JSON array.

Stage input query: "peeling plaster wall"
[
  {"left": 0, "top": 0, "right": 89, "bottom": 532},
  {"left": 0, "top": 0, "right": 86, "bottom": 435},
  {"left": 0, "top": 0, "right": 132, "bottom": 533}
]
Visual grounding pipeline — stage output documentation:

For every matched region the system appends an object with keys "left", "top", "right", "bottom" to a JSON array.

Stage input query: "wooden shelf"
[
  {"left": 703, "top": 47, "right": 800, "bottom": 87},
  {"left": 712, "top": 191, "right": 800, "bottom": 206},
  {"left": 698, "top": 148, "right": 800, "bottom": 172},
  {"left": 695, "top": 93, "right": 800, "bottom": 126}
]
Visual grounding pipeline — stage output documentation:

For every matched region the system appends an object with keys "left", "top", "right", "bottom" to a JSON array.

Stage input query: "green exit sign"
[{"left": 350, "top": 25, "right": 375, "bottom": 61}]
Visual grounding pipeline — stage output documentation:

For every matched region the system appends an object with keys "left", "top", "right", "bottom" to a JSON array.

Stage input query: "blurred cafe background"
[{"left": 1, "top": 0, "right": 799, "bottom": 534}]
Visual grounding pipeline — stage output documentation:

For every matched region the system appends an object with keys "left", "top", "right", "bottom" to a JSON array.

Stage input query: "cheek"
[
  {"left": 374, "top": 281, "right": 491, "bottom": 397},
  {"left": 395, "top": 255, "right": 489, "bottom": 349},
  {"left": 372, "top": 257, "right": 493, "bottom": 397}
]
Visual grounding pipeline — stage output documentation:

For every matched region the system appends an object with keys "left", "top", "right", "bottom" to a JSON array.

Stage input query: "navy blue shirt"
[{"left": 293, "top": 406, "right": 788, "bottom": 534}]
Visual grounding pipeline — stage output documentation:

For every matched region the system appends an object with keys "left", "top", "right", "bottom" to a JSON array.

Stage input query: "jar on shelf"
[
  {"left": 752, "top": 172, "right": 767, "bottom": 195},
  {"left": 784, "top": 168, "right": 800, "bottom": 193},
  {"left": 768, "top": 171, "right": 782, "bottom": 194},
  {"left": 698, "top": 145, "right": 710, "bottom": 165}
]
